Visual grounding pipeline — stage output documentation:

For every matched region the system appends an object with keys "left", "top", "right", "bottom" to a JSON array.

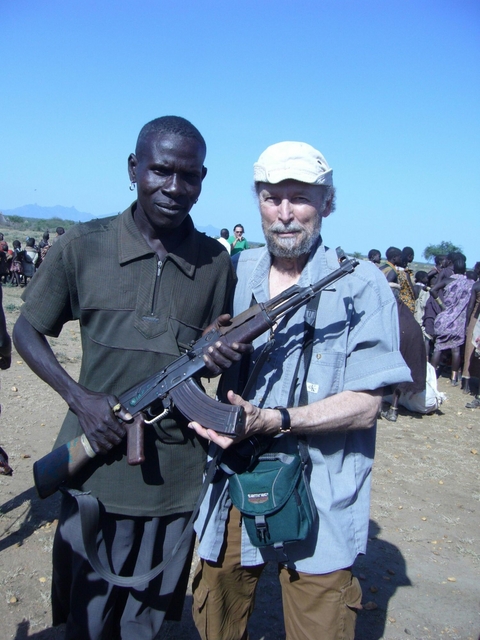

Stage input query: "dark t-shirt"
[{"left": 21, "top": 205, "right": 235, "bottom": 516}]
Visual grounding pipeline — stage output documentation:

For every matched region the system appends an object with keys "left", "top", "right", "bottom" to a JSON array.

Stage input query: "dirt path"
[{"left": 0, "top": 284, "right": 478, "bottom": 640}]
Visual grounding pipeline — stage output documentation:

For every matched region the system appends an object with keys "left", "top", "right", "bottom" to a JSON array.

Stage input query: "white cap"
[{"left": 253, "top": 141, "right": 333, "bottom": 186}]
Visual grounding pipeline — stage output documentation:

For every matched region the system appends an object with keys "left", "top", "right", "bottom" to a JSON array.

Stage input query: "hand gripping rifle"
[{"left": 33, "top": 248, "right": 358, "bottom": 498}]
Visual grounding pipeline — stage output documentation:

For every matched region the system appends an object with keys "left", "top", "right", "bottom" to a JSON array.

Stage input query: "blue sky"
[{"left": 1, "top": 0, "right": 479, "bottom": 263}]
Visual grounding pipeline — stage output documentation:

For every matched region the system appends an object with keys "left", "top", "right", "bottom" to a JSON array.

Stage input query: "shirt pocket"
[{"left": 305, "top": 350, "right": 346, "bottom": 402}]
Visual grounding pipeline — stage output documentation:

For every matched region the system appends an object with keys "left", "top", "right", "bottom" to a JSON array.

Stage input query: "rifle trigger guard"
[{"left": 144, "top": 408, "right": 170, "bottom": 425}]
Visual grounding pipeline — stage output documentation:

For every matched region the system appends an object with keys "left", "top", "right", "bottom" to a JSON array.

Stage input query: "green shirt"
[
  {"left": 228, "top": 235, "right": 249, "bottom": 256},
  {"left": 21, "top": 205, "right": 235, "bottom": 516}
]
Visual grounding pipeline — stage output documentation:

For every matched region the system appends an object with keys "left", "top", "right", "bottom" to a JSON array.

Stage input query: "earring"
[{"left": 129, "top": 181, "right": 136, "bottom": 191}]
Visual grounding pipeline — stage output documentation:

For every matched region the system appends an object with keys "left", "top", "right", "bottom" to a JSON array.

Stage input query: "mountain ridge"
[{"left": 0, "top": 203, "right": 221, "bottom": 237}]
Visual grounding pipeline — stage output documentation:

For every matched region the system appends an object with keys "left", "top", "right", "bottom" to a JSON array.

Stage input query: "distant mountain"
[
  {"left": 0, "top": 204, "right": 223, "bottom": 238},
  {"left": 197, "top": 224, "right": 220, "bottom": 237},
  {"left": 1, "top": 204, "right": 100, "bottom": 222}
]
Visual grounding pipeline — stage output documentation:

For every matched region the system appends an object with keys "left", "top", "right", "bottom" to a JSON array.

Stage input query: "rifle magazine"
[{"left": 170, "top": 377, "right": 245, "bottom": 437}]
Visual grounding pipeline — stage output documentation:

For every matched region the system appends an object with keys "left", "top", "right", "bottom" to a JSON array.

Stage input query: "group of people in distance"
[
  {"left": 368, "top": 246, "right": 480, "bottom": 415},
  {"left": 2, "top": 114, "right": 473, "bottom": 640},
  {"left": 0, "top": 228, "right": 64, "bottom": 287},
  {"left": 217, "top": 224, "right": 249, "bottom": 255}
]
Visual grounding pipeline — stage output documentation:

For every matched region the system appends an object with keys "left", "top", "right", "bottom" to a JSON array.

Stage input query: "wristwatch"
[{"left": 275, "top": 406, "right": 291, "bottom": 433}]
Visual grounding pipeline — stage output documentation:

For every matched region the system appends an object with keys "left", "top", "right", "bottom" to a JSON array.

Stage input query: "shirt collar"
[{"left": 117, "top": 202, "right": 199, "bottom": 277}]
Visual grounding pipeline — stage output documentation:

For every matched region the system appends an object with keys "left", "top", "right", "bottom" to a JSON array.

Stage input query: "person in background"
[
  {"left": 0, "top": 284, "right": 12, "bottom": 370},
  {"left": 0, "top": 283, "right": 12, "bottom": 475},
  {"left": 423, "top": 293, "right": 442, "bottom": 357},
  {"left": 427, "top": 255, "right": 447, "bottom": 287},
  {"left": 427, "top": 255, "right": 452, "bottom": 288},
  {"left": 10, "top": 240, "right": 24, "bottom": 287},
  {"left": 379, "top": 246, "right": 402, "bottom": 292},
  {"left": 413, "top": 270, "right": 428, "bottom": 299},
  {"left": 0, "top": 233, "right": 8, "bottom": 252},
  {"left": 217, "top": 228, "right": 231, "bottom": 254},
  {"left": 190, "top": 140, "right": 410, "bottom": 640},
  {"left": 38, "top": 231, "right": 50, "bottom": 250},
  {"left": 367, "top": 249, "right": 381, "bottom": 265},
  {"left": 424, "top": 255, "right": 454, "bottom": 354},
  {"left": 38, "top": 231, "right": 52, "bottom": 266},
  {"left": 51, "top": 227, "right": 65, "bottom": 244},
  {"left": 13, "top": 115, "right": 249, "bottom": 640},
  {"left": 462, "top": 276, "right": 480, "bottom": 396},
  {"left": 0, "top": 248, "right": 10, "bottom": 284},
  {"left": 23, "top": 237, "right": 39, "bottom": 285},
  {"left": 402, "top": 246, "right": 415, "bottom": 267},
  {"left": 378, "top": 250, "right": 426, "bottom": 421},
  {"left": 466, "top": 269, "right": 478, "bottom": 281},
  {"left": 229, "top": 224, "right": 249, "bottom": 255},
  {"left": 430, "top": 252, "right": 474, "bottom": 386},
  {"left": 397, "top": 247, "right": 416, "bottom": 313},
  {"left": 413, "top": 271, "right": 430, "bottom": 346},
  {"left": 465, "top": 316, "right": 480, "bottom": 409}
]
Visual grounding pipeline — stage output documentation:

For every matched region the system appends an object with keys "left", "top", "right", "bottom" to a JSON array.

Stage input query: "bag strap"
[
  {"left": 242, "top": 338, "right": 275, "bottom": 399},
  {"left": 64, "top": 452, "right": 219, "bottom": 587},
  {"left": 287, "top": 291, "right": 321, "bottom": 408}
]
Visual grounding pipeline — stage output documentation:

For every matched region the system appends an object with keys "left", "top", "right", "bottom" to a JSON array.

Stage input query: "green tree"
[{"left": 423, "top": 241, "right": 462, "bottom": 262}]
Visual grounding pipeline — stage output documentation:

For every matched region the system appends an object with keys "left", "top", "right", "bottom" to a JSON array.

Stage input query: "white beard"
[{"left": 262, "top": 216, "right": 322, "bottom": 259}]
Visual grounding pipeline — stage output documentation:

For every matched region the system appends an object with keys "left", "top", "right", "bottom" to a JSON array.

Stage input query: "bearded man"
[{"left": 189, "top": 141, "right": 411, "bottom": 640}]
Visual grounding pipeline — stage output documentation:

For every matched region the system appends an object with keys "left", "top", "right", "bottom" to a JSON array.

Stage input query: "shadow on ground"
[
  {"left": 355, "top": 520, "right": 411, "bottom": 639},
  {"left": 0, "top": 487, "right": 60, "bottom": 552},
  {"left": 13, "top": 621, "right": 65, "bottom": 640}
]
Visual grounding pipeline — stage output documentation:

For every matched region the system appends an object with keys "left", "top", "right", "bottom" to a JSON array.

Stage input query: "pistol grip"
[{"left": 127, "top": 415, "right": 145, "bottom": 465}]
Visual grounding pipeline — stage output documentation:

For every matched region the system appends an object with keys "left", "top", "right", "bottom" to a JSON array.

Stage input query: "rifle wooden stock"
[
  {"left": 34, "top": 435, "right": 94, "bottom": 499},
  {"left": 33, "top": 248, "right": 358, "bottom": 498},
  {"left": 34, "top": 414, "right": 147, "bottom": 498}
]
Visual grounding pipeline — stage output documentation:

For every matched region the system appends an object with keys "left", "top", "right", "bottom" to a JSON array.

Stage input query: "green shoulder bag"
[{"left": 229, "top": 437, "right": 317, "bottom": 548}]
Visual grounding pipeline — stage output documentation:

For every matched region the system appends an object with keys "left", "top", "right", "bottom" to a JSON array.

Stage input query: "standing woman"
[{"left": 430, "top": 253, "right": 474, "bottom": 386}]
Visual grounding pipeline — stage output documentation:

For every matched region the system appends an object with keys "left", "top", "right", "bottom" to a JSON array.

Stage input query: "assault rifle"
[{"left": 34, "top": 248, "right": 358, "bottom": 498}]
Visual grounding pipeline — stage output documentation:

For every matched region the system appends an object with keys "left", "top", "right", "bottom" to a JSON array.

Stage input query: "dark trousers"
[{"left": 52, "top": 493, "right": 193, "bottom": 640}]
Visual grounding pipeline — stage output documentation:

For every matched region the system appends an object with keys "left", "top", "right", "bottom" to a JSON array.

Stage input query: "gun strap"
[
  {"left": 64, "top": 454, "right": 219, "bottom": 588},
  {"left": 298, "top": 292, "right": 321, "bottom": 407}
]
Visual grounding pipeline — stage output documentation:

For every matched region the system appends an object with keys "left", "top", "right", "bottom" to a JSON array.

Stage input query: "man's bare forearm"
[
  {"left": 13, "top": 314, "right": 130, "bottom": 453},
  {"left": 284, "top": 389, "right": 382, "bottom": 434}
]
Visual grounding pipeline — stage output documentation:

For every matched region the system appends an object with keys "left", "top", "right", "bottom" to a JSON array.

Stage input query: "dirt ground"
[{"left": 0, "top": 283, "right": 479, "bottom": 640}]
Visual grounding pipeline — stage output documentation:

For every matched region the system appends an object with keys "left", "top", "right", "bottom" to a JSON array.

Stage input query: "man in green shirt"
[
  {"left": 13, "top": 116, "right": 249, "bottom": 639},
  {"left": 229, "top": 223, "right": 249, "bottom": 255}
]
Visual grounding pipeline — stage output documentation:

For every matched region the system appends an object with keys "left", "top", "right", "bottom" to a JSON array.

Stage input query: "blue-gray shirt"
[{"left": 195, "top": 241, "right": 411, "bottom": 574}]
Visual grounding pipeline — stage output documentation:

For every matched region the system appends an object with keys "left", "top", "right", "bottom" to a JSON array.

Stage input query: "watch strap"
[{"left": 275, "top": 406, "right": 291, "bottom": 433}]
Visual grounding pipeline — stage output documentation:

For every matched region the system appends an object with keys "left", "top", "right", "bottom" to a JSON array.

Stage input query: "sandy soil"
[{"left": 0, "top": 283, "right": 478, "bottom": 640}]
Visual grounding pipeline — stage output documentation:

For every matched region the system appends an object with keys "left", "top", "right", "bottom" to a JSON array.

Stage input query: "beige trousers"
[{"left": 193, "top": 506, "right": 362, "bottom": 640}]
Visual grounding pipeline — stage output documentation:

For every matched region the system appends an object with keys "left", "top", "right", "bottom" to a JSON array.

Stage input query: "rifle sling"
[{"left": 64, "top": 453, "right": 218, "bottom": 588}]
